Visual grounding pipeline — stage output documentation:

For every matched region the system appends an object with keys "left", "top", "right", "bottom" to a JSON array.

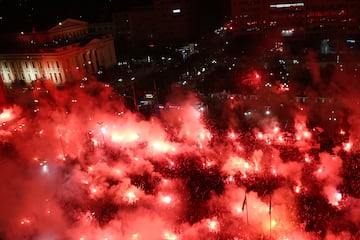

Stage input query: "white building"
[{"left": 0, "top": 18, "right": 117, "bottom": 86}]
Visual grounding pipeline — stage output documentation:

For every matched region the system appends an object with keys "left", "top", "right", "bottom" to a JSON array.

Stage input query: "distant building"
[
  {"left": 112, "top": 0, "right": 227, "bottom": 53},
  {"left": 230, "top": 0, "right": 267, "bottom": 35},
  {"left": 0, "top": 18, "right": 117, "bottom": 86},
  {"left": 230, "top": 0, "right": 360, "bottom": 38},
  {"left": 306, "top": 0, "right": 360, "bottom": 37}
]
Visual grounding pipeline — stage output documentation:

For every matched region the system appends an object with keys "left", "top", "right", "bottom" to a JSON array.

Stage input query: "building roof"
[
  {"left": 48, "top": 18, "right": 88, "bottom": 32},
  {"left": 0, "top": 18, "right": 109, "bottom": 54}
]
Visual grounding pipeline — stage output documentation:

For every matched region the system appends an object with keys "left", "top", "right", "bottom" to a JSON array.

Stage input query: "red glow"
[
  {"left": 0, "top": 107, "right": 19, "bottom": 122},
  {"left": 20, "top": 218, "right": 31, "bottom": 225},
  {"left": 1, "top": 80, "right": 359, "bottom": 240},
  {"left": 343, "top": 141, "right": 352, "bottom": 151}
]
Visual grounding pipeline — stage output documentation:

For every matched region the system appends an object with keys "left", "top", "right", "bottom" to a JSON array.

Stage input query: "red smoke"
[{"left": 0, "top": 77, "right": 359, "bottom": 240}]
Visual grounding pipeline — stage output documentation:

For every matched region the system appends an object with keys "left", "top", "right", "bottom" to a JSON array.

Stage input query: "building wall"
[
  {"left": 153, "top": 0, "right": 196, "bottom": 43},
  {"left": 89, "top": 22, "right": 113, "bottom": 36},
  {"left": 112, "top": 7, "right": 156, "bottom": 53}
]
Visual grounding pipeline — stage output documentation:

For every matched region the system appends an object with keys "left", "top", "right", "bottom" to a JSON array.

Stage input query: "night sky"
[
  {"left": 0, "top": 0, "right": 228, "bottom": 33},
  {"left": 0, "top": 0, "right": 126, "bottom": 32}
]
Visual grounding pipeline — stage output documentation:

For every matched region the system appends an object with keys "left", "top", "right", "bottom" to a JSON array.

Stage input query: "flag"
[
  {"left": 269, "top": 195, "right": 272, "bottom": 216},
  {"left": 0, "top": 75, "right": 6, "bottom": 106},
  {"left": 242, "top": 194, "right": 247, "bottom": 212}
]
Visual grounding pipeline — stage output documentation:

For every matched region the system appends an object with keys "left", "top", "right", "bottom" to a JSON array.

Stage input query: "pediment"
[{"left": 49, "top": 18, "right": 88, "bottom": 32}]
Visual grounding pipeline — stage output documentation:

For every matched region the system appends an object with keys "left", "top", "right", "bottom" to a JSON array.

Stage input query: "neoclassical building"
[{"left": 0, "top": 18, "right": 117, "bottom": 86}]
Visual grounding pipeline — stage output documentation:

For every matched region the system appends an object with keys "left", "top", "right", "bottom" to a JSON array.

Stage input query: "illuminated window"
[
  {"left": 172, "top": 9, "right": 181, "bottom": 14},
  {"left": 270, "top": 3, "right": 304, "bottom": 8}
]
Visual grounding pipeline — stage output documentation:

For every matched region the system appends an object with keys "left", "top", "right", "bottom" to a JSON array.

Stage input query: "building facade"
[{"left": 0, "top": 18, "right": 117, "bottom": 86}]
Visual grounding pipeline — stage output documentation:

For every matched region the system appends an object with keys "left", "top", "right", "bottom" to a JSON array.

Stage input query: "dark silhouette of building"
[{"left": 112, "top": 0, "right": 229, "bottom": 55}]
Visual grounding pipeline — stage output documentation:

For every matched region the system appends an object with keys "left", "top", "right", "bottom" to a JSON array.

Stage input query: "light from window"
[{"left": 270, "top": 3, "right": 304, "bottom": 8}]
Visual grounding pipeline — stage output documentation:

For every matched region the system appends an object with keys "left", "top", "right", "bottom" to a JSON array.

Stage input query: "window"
[
  {"left": 270, "top": 3, "right": 304, "bottom": 8},
  {"left": 172, "top": 8, "right": 181, "bottom": 14}
]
